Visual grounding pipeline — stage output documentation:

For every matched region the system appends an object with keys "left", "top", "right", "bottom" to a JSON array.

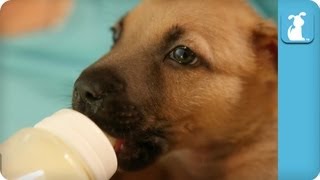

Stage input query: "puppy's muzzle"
[
  {"left": 72, "top": 67, "right": 169, "bottom": 171},
  {"left": 72, "top": 68, "right": 144, "bottom": 138}
]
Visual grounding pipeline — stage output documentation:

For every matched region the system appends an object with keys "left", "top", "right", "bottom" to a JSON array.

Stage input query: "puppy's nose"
[
  {"left": 74, "top": 69, "right": 125, "bottom": 103},
  {"left": 75, "top": 79, "right": 104, "bottom": 102}
]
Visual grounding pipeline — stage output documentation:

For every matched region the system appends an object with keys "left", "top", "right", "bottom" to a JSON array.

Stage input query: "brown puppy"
[{"left": 72, "top": 0, "right": 278, "bottom": 179}]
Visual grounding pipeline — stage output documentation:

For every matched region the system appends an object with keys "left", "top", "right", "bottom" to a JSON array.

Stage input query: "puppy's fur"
[{"left": 73, "top": 0, "right": 277, "bottom": 179}]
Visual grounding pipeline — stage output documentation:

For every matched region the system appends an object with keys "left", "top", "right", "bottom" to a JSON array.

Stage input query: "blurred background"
[{"left": 0, "top": 0, "right": 277, "bottom": 142}]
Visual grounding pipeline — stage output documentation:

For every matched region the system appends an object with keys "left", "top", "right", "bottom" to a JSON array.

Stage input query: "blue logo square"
[{"left": 281, "top": 12, "right": 315, "bottom": 44}]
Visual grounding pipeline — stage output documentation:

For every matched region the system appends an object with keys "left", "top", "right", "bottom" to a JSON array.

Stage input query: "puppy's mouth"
[
  {"left": 108, "top": 132, "right": 167, "bottom": 171},
  {"left": 72, "top": 92, "right": 168, "bottom": 171}
]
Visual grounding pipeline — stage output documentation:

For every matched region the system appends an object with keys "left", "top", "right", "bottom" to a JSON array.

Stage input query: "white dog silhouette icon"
[{"left": 287, "top": 12, "right": 307, "bottom": 41}]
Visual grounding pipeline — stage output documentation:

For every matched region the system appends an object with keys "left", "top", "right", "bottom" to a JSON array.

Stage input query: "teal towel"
[
  {"left": 250, "top": 0, "right": 278, "bottom": 22},
  {"left": 0, "top": 0, "right": 139, "bottom": 142}
]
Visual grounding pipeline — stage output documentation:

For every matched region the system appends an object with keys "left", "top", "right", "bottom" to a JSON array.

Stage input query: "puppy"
[{"left": 72, "top": 0, "right": 278, "bottom": 179}]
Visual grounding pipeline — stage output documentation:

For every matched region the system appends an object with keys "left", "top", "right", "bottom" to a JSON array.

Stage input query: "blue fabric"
[
  {"left": 0, "top": 0, "right": 277, "bottom": 142},
  {"left": 250, "top": 0, "right": 278, "bottom": 22},
  {"left": 0, "top": 0, "right": 139, "bottom": 142}
]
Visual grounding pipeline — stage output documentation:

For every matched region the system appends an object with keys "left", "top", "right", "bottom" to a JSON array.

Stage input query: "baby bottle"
[{"left": 0, "top": 109, "right": 117, "bottom": 180}]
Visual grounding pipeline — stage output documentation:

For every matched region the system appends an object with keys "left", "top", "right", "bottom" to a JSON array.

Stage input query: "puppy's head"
[{"left": 72, "top": 0, "right": 277, "bottom": 171}]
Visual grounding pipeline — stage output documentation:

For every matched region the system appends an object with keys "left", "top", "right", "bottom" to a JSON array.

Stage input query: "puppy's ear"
[
  {"left": 299, "top": 12, "right": 306, "bottom": 17},
  {"left": 252, "top": 20, "right": 278, "bottom": 71},
  {"left": 288, "top": 15, "right": 295, "bottom": 20}
]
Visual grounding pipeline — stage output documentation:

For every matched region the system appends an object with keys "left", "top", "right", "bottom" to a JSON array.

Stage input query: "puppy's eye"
[{"left": 169, "top": 46, "right": 198, "bottom": 65}]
